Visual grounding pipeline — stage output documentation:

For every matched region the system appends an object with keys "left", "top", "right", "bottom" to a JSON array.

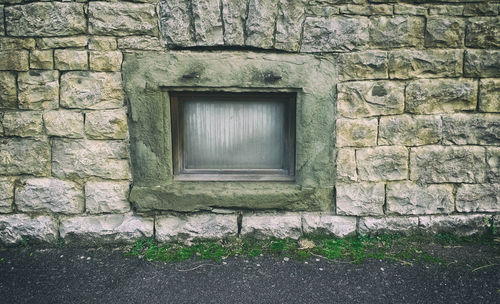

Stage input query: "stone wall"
[{"left": 0, "top": 0, "right": 499, "bottom": 245}]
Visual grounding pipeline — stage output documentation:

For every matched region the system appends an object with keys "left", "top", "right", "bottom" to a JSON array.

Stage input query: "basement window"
[{"left": 170, "top": 92, "right": 296, "bottom": 181}]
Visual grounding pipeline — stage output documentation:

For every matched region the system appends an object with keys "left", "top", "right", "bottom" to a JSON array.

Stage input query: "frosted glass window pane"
[{"left": 184, "top": 99, "right": 286, "bottom": 169}]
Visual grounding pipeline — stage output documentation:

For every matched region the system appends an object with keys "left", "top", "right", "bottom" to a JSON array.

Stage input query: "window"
[{"left": 171, "top": 92, "right": 295, "bottom": 181}]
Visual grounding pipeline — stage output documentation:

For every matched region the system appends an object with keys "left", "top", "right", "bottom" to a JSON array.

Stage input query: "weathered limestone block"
[
  {"left": 156, "top": 214, "right": 237, "bottom": 242},
  {"left": 245, "top": 0, "right": 279, "bottom": 49},
  {"left": 0, "top": 71, "right": 17, "bottom": 108},
  {"left": 386, "top": 182, "right": 454, "bottom": 215},
  {"left": 89, "top": 2, "right": 158, "bottom": 36},
  {"left": 117, "top": 36, "right": 163, "bottom": 51},
  {"left": 305, "top": 4, "right": 340, "bottom": 17},
  {"left": 60, "top": 214, "right": 153, "bottom": 244},
  {"left": 0, "top": 139, "right": 50, "bottom": 176},
  {"left": 15, "top": 178, "right": 84, "bottom": 214},
  {"left": 388, "top": 50, "right": 463, "bottom": 79},
  {"left": 425, "top": 17, "right": 465, "bottom": 48},
  {"left": 302, "top": 16, "right": 370, "bottom": 52},
  {"left": 419, "top": 214, "right": 491, "bottom": 236},
  {"left": 54, "top": 49, "right": 88, "bottom": 71},
  {"left": 456, "top": 184, "right": 499, "bottom": 213},
  {"left": 466, "top": 17, "right": 500, "bottom": 49},
  {"left": 340, "top": 4, "right": 392, "bottom": 15},
  {"left": 428, "top": 5, "right": 464, "bottom": 16},
  {"left": 30, "top": 50, "right": 53, "bottom": 70},
  {"left": 241, "top": 213, "right": 302, "bottom": 239},
  {"left": 85, "top": 181, "right": 130, "bottom": 214},
  {"left": 337, "top": 51, "right": 387, "bottom": 80},
  {"left": 464, "top": 50, "right": 500, "bottom": 78},
  {"left": 85, "top": 109, "right": 128, "bottom": 140},
  {"left": 60, "top": 72, "right": 124, "bottom": 109},
  {"left": 405, "top": 79, "right": 477, "bottom": 114},
  {"left": 336, "top": 148, "right": 357, "bottom": 182},
  {"left": 356, "top": 146, "right": 408, "bottom": 181},
  {"left": 192, "top": 0, "right": 224, "bottom": 45},
  {"left": 43, "top": 110, "right": 84, "bottom": 138},
  {"left": 52, "top": 139, "right": 130, "bottom": 180},
  {"left": 0, "top": 50, "right": 29, "bottom": 71},
  {"left": 487, "top": 147, "right": 500, "bottom": 183},
  {"left": 0, "top": 214, "right": 58, "bottom": 245},
  {"left": 480, "top": 79, "right": 500, "bottom": 113},
  {"left": 2, "top": 111, "right": 43, "bottom": 137},
  {"left": 463, "top": 3, "right": 500, "bottom": 16},
  {"left": 158, "top": 0, "right": 193, "bottom": 47},
  {"left": 394, "top": 4, "right": 427, "bottom": 15},
  {"left": 36, "top": 36, "right": 88, "bottom": 49},
  {"left": 221, "top": 0, "right": 246, "bottom": 45},
  {"left": 336, "top": 182, "right": 384, "bottom": 216},
  {"left": 0, "top": 37, "right": 35, "bottom": 50},
  {"left": 0, "top": 178, "right": 14, "bottom": 213},
  {"left": 336, "top": 118, "right": 377, "bottom": 147},
  {"left": 410, "top": 146, "right": 486, "bottom": 183},
  {"left": 90, "top": 51, "right": 122, "bottom": 72},
  {"left": 442, "top": 114, "right": 500, "bottom": 145},
  {"left": 18, "top": 70, "right": 59, "bottom": 110},
  {"left": 301, "top": 213, "right": 356, "bottom": 237},
  {"left": 379, "top": 115, "right": 442, "bottom": 146},
  {"left": 89, "top": 37, "right": 117, "bottom": 50},
  {"left": 369, "top": 16, "right": 424, "bottom": 48},
  {"left": 0, "top": 5, "right": 3, "bottom": 36},
  {"left": 5, "top": 3, "right": 86, "bottom": 37},
  {"left": 275, "top": 0, "right": 305, "bottom": 51},
  {"left": 337, "top": 80, "right": 404, "bottom": 118},
  {"left": 359, "top": 217, "right": 419, "bottom": 235}
]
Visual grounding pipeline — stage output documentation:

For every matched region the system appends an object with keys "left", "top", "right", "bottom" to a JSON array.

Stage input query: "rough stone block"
[
  {"left": 0, "top": 71, "right": 17, "bottom": 108},
  {"left": 156, "top": 214, "right": 237, "bottom": 242},
  {"left": 0, "top": 139, "right": 50, "bottom": 176},
  {"left": 30, "top": 50, "right": 53, "bottom": 70},
  {"left": 369, "top": 16, "right": 424, "bottom": 48},
  {"left": 337, "top": 51, "right": 388, "bottom": 81},
  {"left": 410, "top": 146, "right": 486, "bottom": 183},
  {"left": 0, "top": 214, "right": 58, "bottom": 245},
  {"left": 241, "top": 213, "right": 302, "bottom": 239},
  {"left": 359, "top": 217, "right": 419, "bottom": 235},
  {"left": 60, "top": 214, "right": 153, "bottom": 244},
  {"left": 0, "top": 37, "right": 36, "bottom": 50},
  {"left": 90, "top": 51, "right": 122, "bottom": 72},
  {"left": 54, "top": 49, "right": 88, "bottom": 71},
  {"left": 245, "top": 0, "right": 279, "bottom": 49},
  {"left": 5, "top": 3, "right": 86, "bottom": 37},
  {"left": 419, "top": 214, "right": 491, "bottom": 236},
  {"left": 2, "top": 111, "right": 43, "bottom": 137},
  {"left": 356, "top": 146, "right": 408, "bottom": 182},
  {"left": 466, "top": 17, "right": 500, "bottom": 49},
  {"left": 442, "top": 114, "right": 500, "bottom": 145},
  {"left": 302, "top": 16, "right": 370, "bottom": 52},
  {"left": 274, "top": 0, "right": 305, "bottom": 51},
  {"left": 0, "top": 5, "right": 3, "bottom": 36},
  {"left": 336, "top": 118, "right": 378, "bottom": 147},
  {"left": 487, "top": 147, "right": 500, "bottom": 183},
  {"left": 158, "top": 0, "right": 193, "bottom": 47},
  {"left": 340, "top": 4, "right": 392, "bottom": 15},
  {"left": 464, "top": 50, "right": 500, "bottom": 78},
  {"left": 89, "top": 37, "right": 117, "bottom": 50},
  {"left": 379, "top": 115, "right": 442, "bottom": 146},
  {"left": 0, "top": 178, "right": 14, "bottom": 213},
  {"left": 336, "top": 182, "right": 384, "bottom": 216},
  {"left": 15, "top": 178, "right": 84, "bottom": 214},
  {"left": 386, "top": 182, "right": 454, "bottom": 215},
  {"left": 428, "top": 5, "right": 464, "bottom": 16},
  {"left": 405, "top": 79, "right": 477, "bottom": 114},
  {"left": 52, "top": 139, "right": 130, "bottom": 180},
  {"left": 60, "top": 72, "right": 124, "bottom": 109},
  {"left": 337, "top": 80, "right": 404, "bottom": 118},
  {"left": 336, "top": 148, "right": 357, "bottom": 182},
  {"left": 0, "top": 50, "right": 29, "bottom": 71},
  {"left": 479, "top": 79, "right": 500, "bottom": 113},
  {"left": 85, "top": 181, "right": 130, "bottom": 214},
  {"left": 425, "top": 17, "right": 465, "bottom": 48},
  {"left": 36, "top": 36, "right": 88, "bottom": 49},
  {"left": 117, "top": 36, "right": 163, "bottom": 51},
  {"left": 43, "top": 110, "right": 84, "bottom": 139},
  {"left": 301, "top": 213, "right": 356, "bottom": 237},
  {"left": 89, "top": 2, "right": 158, "bottom": 36},
  {"left": 463, "top": 3, "right": 499, "bottom": 16},
  {"left": 221, "top": 0, "right": 246, "bottom": 45},
  {"left": 388, "top": 50, "right": 463, "bottom": 79},
  {"left": 456, "top": 184, "right": 499, "bottom": 213},
  {"left": 394, "top": 4, "right": 427, "bottom": 15},
  {"left": 85, "top": 109, "right": 128, "bottom": 140},
  {"left": 18, "top": 70, "right": 59, "bottom": 110},
  {"left": 192, "top": 0, "right": 224, "bottom": 45}
]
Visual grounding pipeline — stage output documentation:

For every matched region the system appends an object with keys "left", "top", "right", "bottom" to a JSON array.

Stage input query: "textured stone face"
[
  {"left": 241, "top": 213, "right": 302, "bottom": 239},
  {"left": 192, "top": 0, "right": 224, "bottom": 45},
  {"left": 85, "top": 181, "right": 130, "bottom": 214},
  {"left": 388, "top": 49, "right": 462, "bottom": 79},
  {"left": 379, "top": 115, "right": 442, "bottom": 146},
  {"left": 464, "top": 50, "right": 500, "bottom": 77},
  {"left": 456, "top": 184, "right": 499, "bottom": 213},
  {"left": 336, "top": 182, "right": 385, "bottom": 216},
  {"left": 359, "top": 217, "right": 419, "bottom": 235},
  {"left": 36, "top": 36, "right": 88, "bottom": 49},
  {"left": 301, "top": 213, "right": 357, "bottom": 237},
  {"left": 0, "top": 139, "right": 50, "bottom": 176},
  {"left": 425, "top": 17, "right": 465, "bottom": 48},
  {"left": 337, "top": 51, "right": 388, "bottom": 80},
  {"left": 89, "top": 37, "right": 117, "bottom": 51},
  {"left": 90, "top": 51, "right": 123, "bottom": 72},
  {"left": 336, "top": 118, "right": 377, "bottom": 147},
  {"left": 442, "top": 114, "right": 500, "bottom": 145},
  {"left": 336, "top": 149, "right": 357, "bottom": 182},
  {"left": 30, "top": 50, "right": 53, "bottom": 70},
  {"left": 2, "top": 111, "right": 43, "bottom": 137},
  {"left": 245, "top": 0, "right": 279, "bottom": 49},
  {"left": 0, "top": 37, "right": 36, "bottom": 50},
  {"left": 15, "top": 178, "right": 84, "bottom": 214},
  {"left": 158, "top": 0, "right": 193, "bottom": 46},
  {"left": 368, "top": 16, "right": 424, "bottom": 48},
  {"left": 18, "top": 70, "right": 59, "bottom": 110},
  {"left": 5, "top": 3, "right": 86, "bottom": 37},
  {"left": 356, "top": 146, "right": 408, "bottom": 182},
  {"left": 386, "top": 182, "right": 454, "bottom": 215},
  {"left": 85, "top": 109, "right": 128, "bottom": 140},
  {"left": 54, "top": 50, "right": 88, "bottom": 71},
  {"left": 419, "top": 214, "right": 491, "bottom": 236},
  {"left": 275, "top": 0, "right": 305, "bottom": 51},
  {"left": 0, "top": 71, "right": 18, "bottom": 108},
  {"left": 465, "top": 17, "right": 500, "bottom": 49},
  {"left": 0, "top": 50, "right": 29, "bottom": 71},
  {"left": 0, "top": 214, "right": 58, "bottom": 245},
  {"left": 479, "top": 79, "right": 500, "bottom": 113},
  {"left": 221, "top": 0, "right": 246, "bottom": 45},
  {"left": 117, "top": 36, "right": 163, "bottom": 51},
  {"left": 43, "top": 110, "right": 84, "bottom": 139},
  {"left": 156, "top": 214, "right": 238, "bottom": 242},
  {"left": 487, "top": 148, "right": 500, "bottom": 183},
  {"left": 0, "top": 178, "right": 14, "bottom": 213}
]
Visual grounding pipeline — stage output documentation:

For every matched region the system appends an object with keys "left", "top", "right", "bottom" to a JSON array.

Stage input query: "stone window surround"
[{"left": 123, "top": 51, "right": 337, "bottom": 212}]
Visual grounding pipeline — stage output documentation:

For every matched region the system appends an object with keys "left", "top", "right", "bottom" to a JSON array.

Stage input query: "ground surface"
[{"left": 0, "top": 244, "right": 499, "bottom": 304}]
